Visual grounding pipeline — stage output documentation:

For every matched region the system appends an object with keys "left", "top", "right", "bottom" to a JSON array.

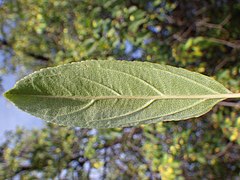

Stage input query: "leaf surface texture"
[{"left": 4, "top": 60, "right": 231, "bottom": 128}]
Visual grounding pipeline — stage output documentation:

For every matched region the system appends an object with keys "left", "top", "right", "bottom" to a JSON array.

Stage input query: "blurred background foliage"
[{"left": 0, "top": 0, "right": 240, "bottom": 179}]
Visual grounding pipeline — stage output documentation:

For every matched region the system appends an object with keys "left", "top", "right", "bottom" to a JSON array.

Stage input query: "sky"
[
  {"left": 0, "top": 0, "right": 44, "bottom": 140},
  {"left": 0, "top": 71, "right": 44, "bottom": 140}
]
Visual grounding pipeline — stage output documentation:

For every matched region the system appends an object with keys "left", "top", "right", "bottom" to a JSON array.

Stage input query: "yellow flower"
[
  {"left": 230, "top": 129, "right": 238, "bottom": 141},
  {"left": 168, "top": 156, "right": 174, "bottom": 163},
  {"left": 93, "top": 161, "right": 103, "bottom": 169},
  {"left": 237, "top": 117, "right": 240, "bottom": 126},
  {"left": 129, "top": 15, "right": 135, "bottom": 21}
]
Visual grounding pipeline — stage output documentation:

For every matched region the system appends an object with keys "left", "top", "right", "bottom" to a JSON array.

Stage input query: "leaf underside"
[{"left": 4, "top": 60, "right": 231, "bottom": 128}]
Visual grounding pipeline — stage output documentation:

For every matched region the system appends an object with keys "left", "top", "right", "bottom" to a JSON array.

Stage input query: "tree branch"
[
  {"left": 25, "top": 52, "right": 50, "bottom": 61},
  {"left": 0, "top": 39, "right": 8, "bottom": 47},
  {"left": 0, "top": 38, "right": 50, "bottom": 61},
  {"left": 206, "top": 37, "right": 240, "bottom": 49},
  {"left": 218, "top": 101, "right": 240, "bottom": 109}
]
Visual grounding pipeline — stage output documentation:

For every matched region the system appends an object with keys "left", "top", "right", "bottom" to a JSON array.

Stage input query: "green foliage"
[
  {"left": 5, "top": 60, "right": 238, "bottom": 128},
  {"left": 1, "top": 0, "right": 240, "bottom": 179}
]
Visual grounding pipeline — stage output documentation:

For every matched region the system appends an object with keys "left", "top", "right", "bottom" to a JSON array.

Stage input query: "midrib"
[{"left": 7, "top": 93, "right": 240, "bottom": 100}]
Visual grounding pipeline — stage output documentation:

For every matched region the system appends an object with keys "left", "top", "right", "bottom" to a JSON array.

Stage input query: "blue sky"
[
  {"left": 0, "top": 73, "right": 44, "bottom": 140},
  {"left": 0, "top": 1, "right": 43, "bottom": 140}
]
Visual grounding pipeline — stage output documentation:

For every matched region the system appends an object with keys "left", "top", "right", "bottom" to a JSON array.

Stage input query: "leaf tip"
[{"left": 3, "top": 89, "right": 13, "bottom": 101}]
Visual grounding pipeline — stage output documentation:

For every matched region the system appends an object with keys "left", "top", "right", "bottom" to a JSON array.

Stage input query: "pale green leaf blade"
[{"left": 4, "top": 60, "right": 233, "bottom": 128}]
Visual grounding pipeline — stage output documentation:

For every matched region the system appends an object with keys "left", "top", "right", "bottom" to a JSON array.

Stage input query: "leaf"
[{"left": 4, "top": 60, "right": 239, "bottom": 128}]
